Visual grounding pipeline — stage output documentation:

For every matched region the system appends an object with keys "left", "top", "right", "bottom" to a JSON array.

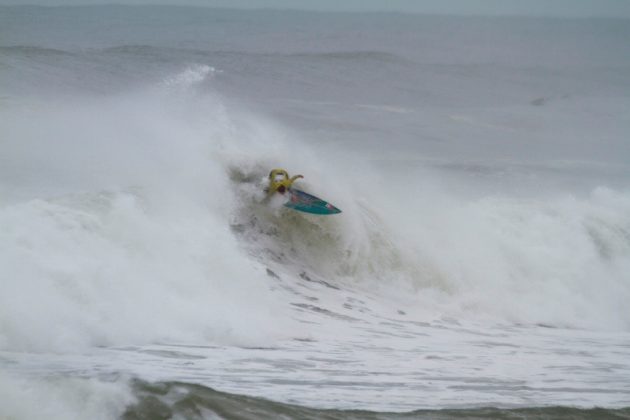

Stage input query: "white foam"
[
  {"left": 360, "top": 173, "right": 630, "bottom": 330},
  {"left": 0, "top": 371, "right": 132, "bottom": 420},
  {"left": 163, "top": 64, "right": 219, "bottom": 89},
  {"left": 0, "top": 88, "right": 294, "bottom": 353}
]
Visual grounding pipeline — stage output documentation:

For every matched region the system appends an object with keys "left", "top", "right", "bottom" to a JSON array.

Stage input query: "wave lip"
[{"left": 0, "top": 45, "right": 75, "bottom": 56}]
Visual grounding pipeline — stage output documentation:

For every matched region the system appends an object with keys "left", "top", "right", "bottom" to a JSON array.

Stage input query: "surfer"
[
  {"left": 264, "top": 169, "right": 341, "bottom": 214},
  {"left": 266, "top": 169, "right": 303, "bottom": 195}
]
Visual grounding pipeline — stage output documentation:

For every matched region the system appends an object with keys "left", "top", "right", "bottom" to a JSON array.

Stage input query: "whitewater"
[{"left": 1, "top": 6, "right": 630, "bottom": 419}]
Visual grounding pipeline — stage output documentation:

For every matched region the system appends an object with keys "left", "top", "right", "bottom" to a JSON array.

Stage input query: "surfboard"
[{"left": 284, "top": 189, "right": 341, "bottom": 215}]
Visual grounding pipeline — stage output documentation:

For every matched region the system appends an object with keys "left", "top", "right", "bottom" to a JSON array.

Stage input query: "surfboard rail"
[{"left": 284, "top": 189, "right": 341, "bottom": 215}]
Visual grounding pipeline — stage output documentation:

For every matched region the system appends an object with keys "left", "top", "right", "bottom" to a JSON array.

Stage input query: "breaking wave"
[{"left": 1, "top": 62, "right": 630, "bottom": 358}]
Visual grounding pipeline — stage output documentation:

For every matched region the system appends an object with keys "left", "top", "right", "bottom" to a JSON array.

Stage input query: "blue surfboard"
[{"left": 284, "top": 189, "right": 341, "bottom": 215}]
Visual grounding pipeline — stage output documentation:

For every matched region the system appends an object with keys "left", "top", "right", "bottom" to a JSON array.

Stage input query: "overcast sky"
[{"left": 2, "top": 0, "right": 630, "bottom": 18}]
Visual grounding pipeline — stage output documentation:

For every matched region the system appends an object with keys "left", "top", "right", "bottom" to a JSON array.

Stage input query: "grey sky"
[{"left": 2, "top": 0, "right": 630, "bottom": 18}]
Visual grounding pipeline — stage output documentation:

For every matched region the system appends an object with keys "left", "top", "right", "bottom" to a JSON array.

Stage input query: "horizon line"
[{"left": 2, "top": 3, "right": 630, "bottom": 20}]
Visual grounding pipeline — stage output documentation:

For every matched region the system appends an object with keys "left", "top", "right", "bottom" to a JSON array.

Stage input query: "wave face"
[
  {"left": 122, "top": 380, "right": 630, "bottom": 420},
  {"left": 1, "top": 5, "right": 630, "bottom": 419}
]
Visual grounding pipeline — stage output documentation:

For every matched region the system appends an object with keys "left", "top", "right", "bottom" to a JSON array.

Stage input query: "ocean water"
[{"left": 1, "top": 6, "right": 630, "bottom": 419}]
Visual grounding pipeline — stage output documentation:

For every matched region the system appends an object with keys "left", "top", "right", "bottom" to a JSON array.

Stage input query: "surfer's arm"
[{"left": 288, "top": 174, "right": 303, "bottom": 187}]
